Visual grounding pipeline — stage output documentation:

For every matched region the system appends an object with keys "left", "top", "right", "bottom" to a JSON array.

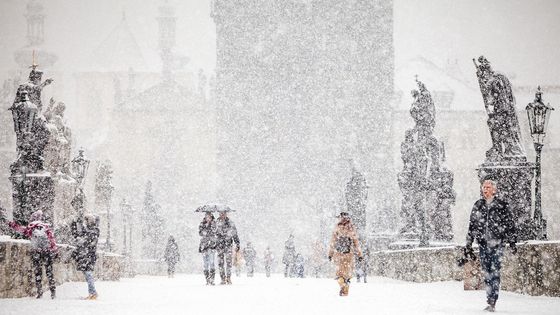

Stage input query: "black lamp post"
[
  {"left": 71, "top": 149, "right": 90, "bottom": 222},
  {"left": 526, "top": 86, "right": 554, "bottom": 240},
  {"left": 71, "top": 149, "right": 90, "bottom": 188},
  {"left": 121, "top": 199, "right": 133, "bottom": 255}
]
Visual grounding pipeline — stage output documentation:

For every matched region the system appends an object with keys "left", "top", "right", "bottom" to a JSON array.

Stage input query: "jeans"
[
  {"left": 202, "top": 250, "right": 215, "bottom": 271},
  {"left": 217, "top": 248, "right": 233, "bottom": 279},
  {"left": 479, "top": 244, "right": 503, "bottom": 305},
  {"left": 83, "top": 271, "right": 97, "bottom": 295}
]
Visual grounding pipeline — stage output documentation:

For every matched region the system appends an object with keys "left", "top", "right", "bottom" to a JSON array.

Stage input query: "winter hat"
[
  {"left": 337, "top": 211, "right": 350, "bottom": 218},
  {"left": 30, "top": 210, "right": 43, "bottom": 222}
]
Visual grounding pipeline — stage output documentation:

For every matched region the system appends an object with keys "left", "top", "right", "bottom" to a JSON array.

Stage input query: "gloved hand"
[
  {"left": 358, "top": 256, "right": 364, "bottom": 262},
  {"left": 328, "top": 256, "right": 332, "bottom": 262},
  {"left": 510, "top": 243, "right": 518, "bottom": 255}
]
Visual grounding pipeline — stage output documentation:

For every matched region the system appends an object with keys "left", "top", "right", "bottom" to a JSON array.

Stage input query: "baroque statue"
[{"left": 473, "top": 56, "right": 525, "bottom": 161}]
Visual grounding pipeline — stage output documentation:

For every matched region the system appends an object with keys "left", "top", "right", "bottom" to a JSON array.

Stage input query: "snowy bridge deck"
[{"left": 1, "top": 274, "right": 558, "bottom": 315}]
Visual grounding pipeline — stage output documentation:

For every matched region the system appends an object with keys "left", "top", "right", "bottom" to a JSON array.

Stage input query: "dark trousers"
[
  {"left": 265, "top": 264, "right": 271, "bottom": 277},
  {"left": 246, "top": 262, "right": 254, "bottom": 277},
  {"left": 479, "top": 244, "right": 504, "bottom": 305},
  {"left": 217, "top": 248, "right": 233, "bottom": 280},
  {"left": 167, "top": 262, "right": 176, "bottom": 276},
  {"left": 31, "top": 251, "right": 56, "bottom": 294}
]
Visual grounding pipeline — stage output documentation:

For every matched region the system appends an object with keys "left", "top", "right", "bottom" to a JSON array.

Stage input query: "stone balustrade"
[
  {"left": 0, "top": 236, "right": 124, "bottom": 299},
  {"left": 369, "top": 241, "right": 560, "bottom": 297}
]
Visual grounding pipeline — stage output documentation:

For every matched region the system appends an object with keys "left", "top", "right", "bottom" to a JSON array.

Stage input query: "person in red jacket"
[{"left": 9, "top": 210, "right": 58, "bottom": 299}]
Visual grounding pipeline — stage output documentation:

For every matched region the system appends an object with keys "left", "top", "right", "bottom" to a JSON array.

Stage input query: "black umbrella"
[{"left": 195, "top": 204, "right": 236, "bottom": 213}]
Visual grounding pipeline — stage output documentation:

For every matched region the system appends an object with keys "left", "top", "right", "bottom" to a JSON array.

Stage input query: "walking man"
[
  {"left": 216, "top": 210, "right": 240, "bottom": 284},
  {"left": 465, "top": 178, "right": 517, "bottom": 312}
]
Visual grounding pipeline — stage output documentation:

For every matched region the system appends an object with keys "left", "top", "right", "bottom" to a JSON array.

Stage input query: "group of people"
[
  {"left": 198, "top": 210, "right": 240, "bottom": 285},
  {"left": 8, "top": 210, "right": 100, "bottom": 300},
  {"left": 4, "top": 177, "right": 517, "bottom": 311}
]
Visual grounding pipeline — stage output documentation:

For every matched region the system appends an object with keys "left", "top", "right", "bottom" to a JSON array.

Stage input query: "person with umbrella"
[
  {"left": 197, "top": 209, "right": 217, "bottom": 285},
  {"left": 215, "top": 207, "right": 240, "bottom": 284}
]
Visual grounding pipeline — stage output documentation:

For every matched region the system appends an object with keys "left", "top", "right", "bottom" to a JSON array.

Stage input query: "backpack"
[
  {"left": 335, "top": 236, "right": 352, "bottom": 254},
  {"left": 31, "top": 225, "right": 50, "bottom": 252}
]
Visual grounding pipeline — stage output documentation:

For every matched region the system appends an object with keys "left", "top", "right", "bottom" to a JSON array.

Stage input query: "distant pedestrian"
[
  {"left": 282, "top": 234, "right": 296, "bottom": 277},
  {"left": 199, "top": 212, "right": 216, "bottom": 285},
  {"left": 264, "top": 247, "right": 274, "bottom": 277},
  {"left": 328, "top": 211, "right": 362, "bottom": 296},
  {"left": 465, "top": 178, "right": 517, "bottom": 312},
  {"left": 216, "top": 211, "right": 240, "bottom": 284},
  {"left": 9, "top": 210, "right": 58, "bottom": 299},
  {"left": 164, "top": 235, "right": 180, "bottom": 278},
  {"left": 311, "top": 240, "right": 326, "bottom": 278},
  {"left": 356, "top": 243, "right": 369, "bottom": 283},
  {"left": 71, "top": 214, "right": 100, "bottom": 300},
  {"left": 243, "top": 242, "right": 257, "bottom": 277},
  {"left": 233, "top": 248, "right": 243, "bottom": 277},
  {"left": 294, "top": 253, "right": 305, "bottom": 278}
]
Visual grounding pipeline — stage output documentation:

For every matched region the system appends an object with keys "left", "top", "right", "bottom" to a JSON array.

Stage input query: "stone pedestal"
[
  {"left": 10, "top": 172, "right": 55, "bottom": 225},
  {"left": 52, "top": 175, "right": 78, "bottom": 244},
  {"left": 477, "top": 160, "right": 535, "bottom": 240}
]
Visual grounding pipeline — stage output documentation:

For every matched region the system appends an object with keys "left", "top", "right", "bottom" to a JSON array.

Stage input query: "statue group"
[
  {"left": 397, "top": 79, "right": 455, "bottom": 244},
  {"left": 9, "top": 63, "right": 75, "bottom": 226}
]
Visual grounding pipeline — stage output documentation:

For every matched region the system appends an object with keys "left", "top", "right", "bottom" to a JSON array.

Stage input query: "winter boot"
[
  {"left": 86, "top": 293, "right": 98, "bottom": 300},
  {"left": 209, "top": 269, "right": 215, "bottom": 285},
  {"left": 50, "top": 288, "right": 56, "bottom": 299},
  {"left": 337, "top": 277, "right": 345, "bottom": 296},
  {"left": 36, "top": 289, "right": 43, "bottom": 299},
  {"left": 483, "top": 305, "right": 495, "bottom": 312},
  {"left": 342, "top": 279, "right": 350, "bottom": 296},
  {"left": 226, "top": 275, "right": 232, "bottom": 285}
]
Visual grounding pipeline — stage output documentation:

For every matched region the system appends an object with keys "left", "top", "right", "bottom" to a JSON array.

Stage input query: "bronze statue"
[{"left": 474, "top": 56, "right": 525, "bottom": 161}]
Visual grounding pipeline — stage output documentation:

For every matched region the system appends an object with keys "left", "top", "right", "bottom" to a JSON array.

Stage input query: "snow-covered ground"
[{"left": 1, "top": 274, "right": 559, "bottom": 315}]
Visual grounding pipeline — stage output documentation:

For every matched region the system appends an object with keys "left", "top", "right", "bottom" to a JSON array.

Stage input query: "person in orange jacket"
[{"left": 328, "top": 211, "right": 362, "bottom": 296}]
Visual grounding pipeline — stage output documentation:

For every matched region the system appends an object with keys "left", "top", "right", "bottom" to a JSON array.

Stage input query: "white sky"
[{"left": 0, "top": 0, "right": 559, "bottom": 85}]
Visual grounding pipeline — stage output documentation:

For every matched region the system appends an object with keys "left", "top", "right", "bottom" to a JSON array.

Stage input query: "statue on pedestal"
[
  {"left": 473, "top": 56, "right": 525, "bottom": 161},
  {"left": 9, "top": 63, "right": 55, "bottom": 226},
  {"left": 397, "top": 78, "right": 455, "bottom": 244}
]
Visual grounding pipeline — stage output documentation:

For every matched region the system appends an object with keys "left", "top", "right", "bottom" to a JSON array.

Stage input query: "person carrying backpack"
[
  {"left": 328, "top": 211, "right": 362, "bottom": 296},
  {"left": 9, "top": 210, "right": 58, "bottom": 299}
]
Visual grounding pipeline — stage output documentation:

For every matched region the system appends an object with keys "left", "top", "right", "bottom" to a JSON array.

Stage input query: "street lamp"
[
  {"left": 526, "top": 86, "right": 554, "bottom": 240},
  {"left": 71, "top": 149, "right": 90, "bottom": 187},
  {"left": 120, "top": 198, "right": 134, "bottom": 255}
]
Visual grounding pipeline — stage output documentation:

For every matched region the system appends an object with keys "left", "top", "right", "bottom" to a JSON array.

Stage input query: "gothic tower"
[{"left": 212, "top": 0, "right": 394, "bottom": 228}]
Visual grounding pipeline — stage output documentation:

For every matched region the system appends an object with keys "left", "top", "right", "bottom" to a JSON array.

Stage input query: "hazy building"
[{"left": 211, "top": 0, "right": 395, "bottom": 234}]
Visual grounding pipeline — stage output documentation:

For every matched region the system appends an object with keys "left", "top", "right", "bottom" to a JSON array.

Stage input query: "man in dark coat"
[
  {"left": 71, "top": 214, "right": 100, "bottom": 300},
  {"left": 465, "top": 179, "right": 517, "bottom": 312},
  {"left": 282, "top": 234, "right": 296, "bottom": 277},
  {"left": 215, "top": 211, "right": 240, "bottom": 284}
]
